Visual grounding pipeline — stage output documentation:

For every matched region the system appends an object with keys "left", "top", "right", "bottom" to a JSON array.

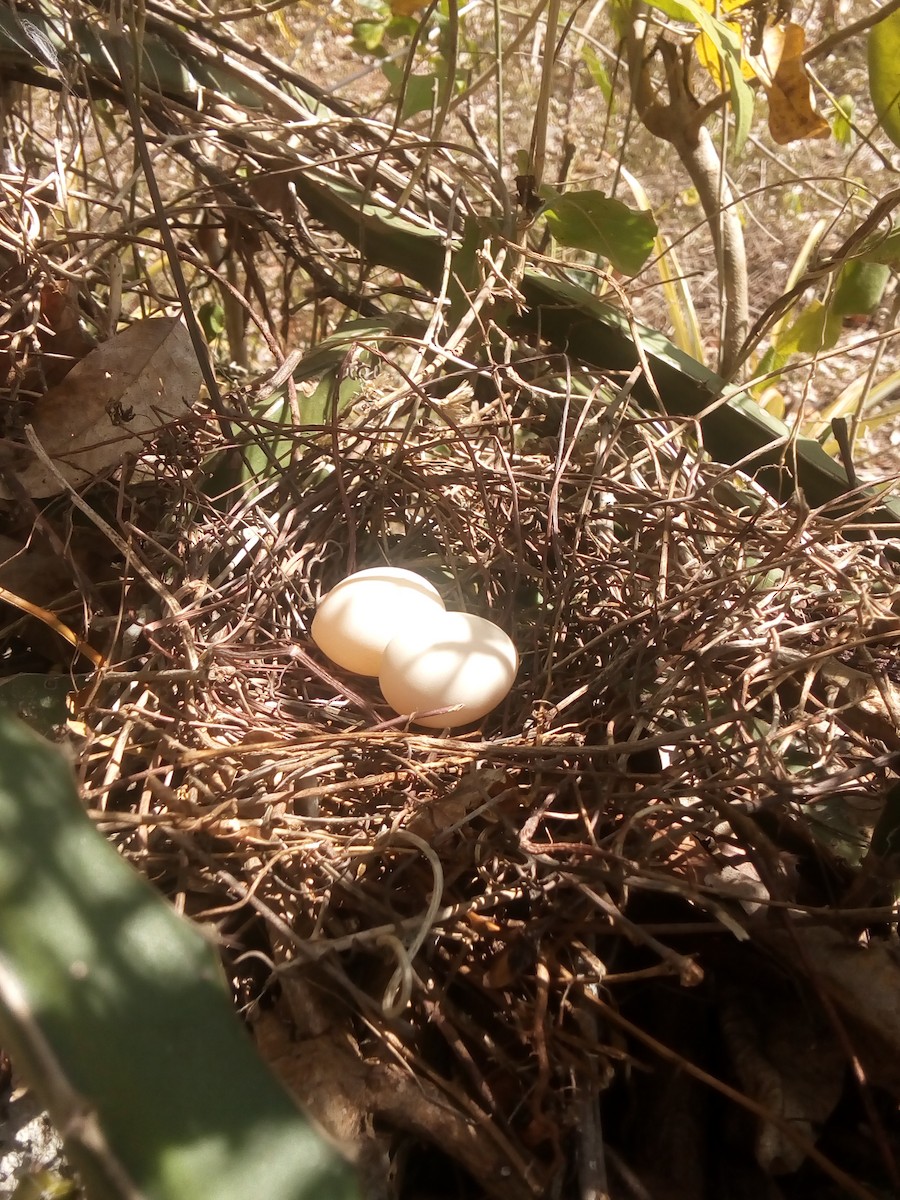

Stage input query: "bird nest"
[{"left": 75, "top": 353, "right": 900, "bottom": 1200}]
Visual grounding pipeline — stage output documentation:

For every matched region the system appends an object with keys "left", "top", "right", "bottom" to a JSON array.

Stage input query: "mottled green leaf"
[
  {"left": 774, "top": 298, "right": 841, "bottom": 358},
  {"left": 869, "top": 7, "right": 900, "bottom": 150},
  {"left": 860, "top": 225, "right": 900, "bottom": 267},
  {"left": 0, "top": 718, "right": 358, "bottom": 1200},
  {"left": 832, "top": 260, "right": 889, "bottom": 317},
  {"left": 198, "top": 301, "right": 225, "bottom": 341},
  {"left": 542, "top": 190, "right": 657, "bottom": 275}
]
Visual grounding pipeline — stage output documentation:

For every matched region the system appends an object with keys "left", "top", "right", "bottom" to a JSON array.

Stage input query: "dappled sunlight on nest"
[
  {"left": 0, "top": 1, "right": 897, "bottom": 1192},
  {"left": 78, "top": 372, "right": 900, "bottom": 1199}
]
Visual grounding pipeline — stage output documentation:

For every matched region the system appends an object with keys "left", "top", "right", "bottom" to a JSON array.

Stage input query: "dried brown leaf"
[
  {"left": 1, "top": 317, "right": 202, "bottom": 498},
  {"left": 720, "top": 985, "right": 844, "bottom": 1174},
  {"left": 764, "top": 926, "right": 900, "bottom": 1096},
  {"left": 749, "top": 24, "right": 830, "bottom": 144},
  {"left": 404, "top": 766, "right": 511, "bottom": 841},
  {"left": 256, "top": 1001, "right": 542, "bottom": 1200},
  {"left": 36, "top": 281, "right": 97, "bottom": 387}
]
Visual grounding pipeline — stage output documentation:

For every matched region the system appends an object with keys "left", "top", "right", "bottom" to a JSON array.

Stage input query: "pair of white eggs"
[{"left": 310, "top": 567, "right": 518, "bottom": 729}]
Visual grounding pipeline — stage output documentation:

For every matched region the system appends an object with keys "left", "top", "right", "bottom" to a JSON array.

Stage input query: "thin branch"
[{"left": 804, "top": 0, "right": 900, "bottom": 64}]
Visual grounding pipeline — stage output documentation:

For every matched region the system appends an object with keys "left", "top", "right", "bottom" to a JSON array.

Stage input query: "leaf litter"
[{"left": 0, "top": 317, "right": 201, "bottom": 499}]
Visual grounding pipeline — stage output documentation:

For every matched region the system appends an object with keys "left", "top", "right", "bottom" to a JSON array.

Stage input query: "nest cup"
[{"left": 81, "top": 363, "right": 900, "bottom": 1198}]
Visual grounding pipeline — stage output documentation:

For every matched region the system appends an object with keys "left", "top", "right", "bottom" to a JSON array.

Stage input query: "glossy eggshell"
[
  {"left": 311, "top": 567, "right": 446, "bottom": 676},
  {"left": 379, "top": 611, "right": 518, "bottom": 728}
]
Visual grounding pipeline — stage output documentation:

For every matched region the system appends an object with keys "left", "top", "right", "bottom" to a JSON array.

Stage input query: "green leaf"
[
  {"left": 286, "top": 316, "right": 402, "bottom": 385},
  {"left": 832, "top": 94, "right": 855, "bottom": 146},
  {"left": 352, "top": 19, "right": 387, "bottom": 52},
  {"left": 271, "top": 161, "right": 900, "bottom": 529},
  {"left": 11, "top": 1170, "right": 77, "bottom": 1199},
  {"left": 869, "top": 7, "right": 900, "bottom": 150},
  {"left": 803, "top": 793, "right": 870, "bottom": 867},
  {"left": 241, "top": 394, "right": 295, "bottom": 486},
  {"left": 859, "top": 224, "right": 900, "bottom": 267},
  {"left": 773, "top": 298, "right": 841, "bottom": 358},
  {"left": 542, "top": 190, "right": 657, "bottom": 275},
  {"left": 197, "top": 300, "right": 225, "bottom": 341},
  {"left": 0, "top": 675, "right": 85, "bottom": 739},
  {"left": 0, "top": 717, "right": 359, "bottom": 1200},
  {"left": 447, "top": 216, "right": 488, "bottom": 327},
  {"left": 382, "top": 60, "right": 456, "bottom": 120},
  {"left": 645, "top": 0, "right": 753, "bottom": 153},
  {"left": 832, "top": 260, "right": 889, "bottom": 317},
  {"left": 289, "top": 169, "right": 446, "bottom": 285},
  {"left": 581, "top": 45, "right": 613, "bottom": 104},
  {"left": 382, "top": 61, "right": 435, "bottom": 119},
  {"left": 298, "top": 371, "right": 362, "bottom": 428}
]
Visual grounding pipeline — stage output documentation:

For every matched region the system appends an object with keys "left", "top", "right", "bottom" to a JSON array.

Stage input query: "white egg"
[
  {"left": 311, "top": 567, "right": 446, "bottom": 676},
  {"left": 379, "top": 611, "right": 518, "bottom": 729}
]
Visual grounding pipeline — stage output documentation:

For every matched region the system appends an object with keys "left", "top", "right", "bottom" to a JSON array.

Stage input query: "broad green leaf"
[
  {"left": 242, "top": 394, "right": 295, "bottom": 486},
  {"left": 773, "top": 298, "right": 841, "bottom": 359},
  {"left": 860, "top": 225, "right": 900, "bottom": 267},
  {"left": 72, "top": 20, "right": 197, "bottom": 98},
  {"left": 242, "top": 370, "right": 365, "bottom": 488},
  {"left": 286, "top": 316, "right": 401, "bottom": 384},
  {"left": 289, "top": 170, "right": 446, "bottom": 286},
  {"left": 382, "top": 60, "right": 462, "bottom": 120},
  {"left": 447, "top": 216, "right": 488, "bottom": 328},
  {"left": 0, "top": 9, "right": 64, "bottom": 68},
  {"left": 832, "top": 260, "right": 889, "bottom": 317},
  {"left": 300, "top": 372, "right": 363, "bottom": 427},
  {"left": 0, "top": 717, "right": 359, "bottom": 1200},
  {"left": 646, "top": 0, "right": 754, "bottom": 152},
  {"left": 869, "top": 7, "right": 900, "bottom": 150},
  {"left": 198, "top": 300, "right": 225, "bottom": 341},
  {"left": 188, "top": 61, "right": 264, "bottom": 109},
  {"left": 519, "top": 272, "right": 899, "bottom": 520},
  {"left": 352, "top": 19, "right": 387, "bottom": 52},
  {"left": 542, "top": 190, "right": 657, "bottom": 275}
]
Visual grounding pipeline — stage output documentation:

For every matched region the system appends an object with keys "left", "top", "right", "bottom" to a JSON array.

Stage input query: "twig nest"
[
  {"left": 379, "top": 611, "right": 518, "bottom": 729},
  {"left": 310, "top": 567, "right": 445, "bottom": 676}
]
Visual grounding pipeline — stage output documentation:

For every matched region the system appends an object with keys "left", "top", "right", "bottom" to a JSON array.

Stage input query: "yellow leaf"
[
  {"left": 697, "top": 0, "right": 750, "bottom": 13},
  {"left": 695, "top": 23, "right": 756, "bottom": 87},
  {"left": 748, "top": 23, "right": 830, "bottom": 144},
  {"left": 758, "top": 386, "right": 786, "bottom": 420},
  {"left": 390, "top": 0, "right": 428, "bottom": 13}
]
